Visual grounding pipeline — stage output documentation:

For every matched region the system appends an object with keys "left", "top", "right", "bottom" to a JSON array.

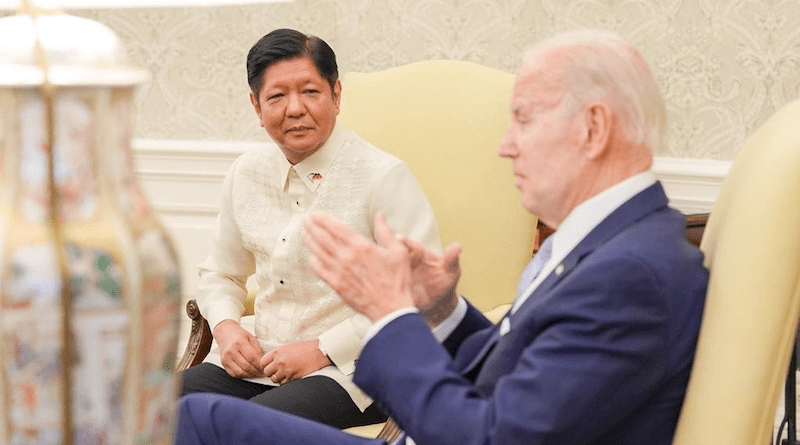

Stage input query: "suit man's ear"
[{"left": 582, "top": 102, "right": 613, "bottom": 160}]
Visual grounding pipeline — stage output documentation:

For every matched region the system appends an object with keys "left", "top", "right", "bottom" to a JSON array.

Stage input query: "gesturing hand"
[
  {"left": 260, "top": 339, "right": 332, "bottom": 385},
  {"left": 213, "top": 320, "right": 265, "bottom": 378},
  {"left": 402, "top": 237, "right": 463, "bottom": 327},
  {"left": 305, "top": 211, "right": 415, "bottom": 322}
]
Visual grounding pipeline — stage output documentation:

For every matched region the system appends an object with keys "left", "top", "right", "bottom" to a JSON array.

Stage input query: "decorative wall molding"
[{"left": 652, "top": 157, "right": 732, "bottom": 215}]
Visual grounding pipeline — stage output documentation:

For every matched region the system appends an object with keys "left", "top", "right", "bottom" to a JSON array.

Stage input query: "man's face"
[
  {"left": 250, "top": 57, "right": 341, "bottom": 164},
  {"left": 499, "top": 54, "right": 587, "bottom": 228}
]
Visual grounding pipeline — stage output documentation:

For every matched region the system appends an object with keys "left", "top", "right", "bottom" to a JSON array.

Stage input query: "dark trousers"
[
  {"left": 176, "top": 393, "right": 387, "bottom": 445},
  {"left": 180, "top": 363, "right": 387, "bottom": 429}
]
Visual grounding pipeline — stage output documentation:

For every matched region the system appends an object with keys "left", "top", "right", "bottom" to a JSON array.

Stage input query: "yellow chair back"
[
  {"left": 673, "top": 100, "right": 800, "bottom": 444},
  {"left": 338, "top": 60, "right": 537, "bottom": 312}
]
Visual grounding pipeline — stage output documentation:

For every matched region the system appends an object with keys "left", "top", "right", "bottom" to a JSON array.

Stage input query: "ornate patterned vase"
[{"left": 0, "top": 10, "right": 181, "bottom": 444}]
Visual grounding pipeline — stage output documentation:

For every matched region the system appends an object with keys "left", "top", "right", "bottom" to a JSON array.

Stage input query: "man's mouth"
[
  {"left": 287, "top": 126, "right": 312, "bottom": 133},
  {"left": 513, "top": 171, "right": 524, "bottom": 189}
]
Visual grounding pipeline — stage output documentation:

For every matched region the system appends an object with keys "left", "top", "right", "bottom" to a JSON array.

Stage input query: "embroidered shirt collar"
[{"left": 277, "top": 123, "right": 348, "bottom": 192}]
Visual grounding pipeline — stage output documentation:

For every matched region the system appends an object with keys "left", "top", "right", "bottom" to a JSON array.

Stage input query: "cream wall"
[{"left": 67, "top": 0, "right": 800, "bottom": 161}]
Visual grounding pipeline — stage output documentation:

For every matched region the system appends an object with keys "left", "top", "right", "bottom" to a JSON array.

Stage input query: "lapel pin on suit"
[{"left": 499, "top": 317, "right": 511, "bottom": 336}]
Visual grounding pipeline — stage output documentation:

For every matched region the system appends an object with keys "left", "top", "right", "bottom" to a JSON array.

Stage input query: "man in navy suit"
[{"left": 175, "top": 29, "right": 708, "bottom": 445}]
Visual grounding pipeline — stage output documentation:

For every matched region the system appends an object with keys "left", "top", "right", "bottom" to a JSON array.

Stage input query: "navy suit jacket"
[{"left": 353, "top": 182, "right": 708, "bottom": 445}]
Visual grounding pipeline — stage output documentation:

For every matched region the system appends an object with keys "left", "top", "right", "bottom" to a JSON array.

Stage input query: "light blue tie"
[{"left": 515, "top": 236, "right": 554, "bottom": 302}]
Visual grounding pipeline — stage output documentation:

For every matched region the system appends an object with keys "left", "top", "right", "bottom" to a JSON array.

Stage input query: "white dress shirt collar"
[
  {"left": 277, "top": 123, "right": 348, "bottom": 192},
  {"left": 549, "top": 171, "right": 658, "bottom": 265},
  {"left": 513, "top": 171, "right": 657, "bottom": 313}
]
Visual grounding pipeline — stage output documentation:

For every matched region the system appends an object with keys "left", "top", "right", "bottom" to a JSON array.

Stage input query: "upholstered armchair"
[{"left": 672, "top": 99, "right": 800, "bottom": 444}]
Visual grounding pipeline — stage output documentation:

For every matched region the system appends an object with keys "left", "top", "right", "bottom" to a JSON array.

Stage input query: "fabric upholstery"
[
  {"left": 337, "top": 60, "right": 538, "bottom": 312},
  {"left": 672, "top": 99, "right": 800, "bottom": 444}
]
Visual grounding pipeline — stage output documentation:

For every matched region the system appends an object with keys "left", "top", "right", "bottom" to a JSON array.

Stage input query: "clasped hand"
[
  {"left": 215, "top": 321, "right": 331, "bottom": 384},
  {"left": 304, "top": 211, "right": 462, "bottom": 326}
]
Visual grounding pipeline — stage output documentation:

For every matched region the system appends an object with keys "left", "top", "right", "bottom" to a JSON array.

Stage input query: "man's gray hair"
[{"left": 524, "top": 29, "right": 667, "bottom": 154}]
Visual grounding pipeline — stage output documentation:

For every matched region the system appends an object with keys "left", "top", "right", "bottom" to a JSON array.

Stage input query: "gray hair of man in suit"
[
  {"left": 499, "top": 29, "right": 668, "bottom": 229},
  {"left": 526, "top": 29, "right": 667, "bottom": 154}
]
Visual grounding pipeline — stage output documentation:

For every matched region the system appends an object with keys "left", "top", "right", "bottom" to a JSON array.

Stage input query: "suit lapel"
[
  {"left": 458, "top": 324, "right": 504, "bottom": 376},
  {"left": 511, "top": 182, "right": 669, "bottom": 319},
  {"left": 462, "top": 183, "right": 670, "bottom": 383}
]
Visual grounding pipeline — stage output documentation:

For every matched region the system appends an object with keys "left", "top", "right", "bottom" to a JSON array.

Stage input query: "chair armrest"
[
  {"left": 376, "top": 418, "right": 403, "bottom": 442},
  {"left": 684, "top": 213, "right": 709, "bottom": 248},
  {"left": 175, "top": 299, "right": 213, "bottom": 372}
]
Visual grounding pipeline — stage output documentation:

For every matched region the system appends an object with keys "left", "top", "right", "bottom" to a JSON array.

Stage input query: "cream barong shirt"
[{"left": 196, "top": 124, "right": 442, "bottom": 411}]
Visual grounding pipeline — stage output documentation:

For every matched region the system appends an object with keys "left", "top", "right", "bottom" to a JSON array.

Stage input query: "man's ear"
[
  {"left": 332, "top": 79, "right": 342, "bottom": 114},
  {"left": 250, "top": 92, "right": 263, "bottom": 126},
  {"left": 583, "top": 102, "right": 613, "bottom": 160}
]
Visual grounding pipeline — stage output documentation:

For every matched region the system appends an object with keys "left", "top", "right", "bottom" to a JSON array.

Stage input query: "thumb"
[
  {"left": 374, "top": 212, "right": 400, "bottom": 248},
  {"left": 260, "top": 350, "right": 274, "bottom": 369},
  {"left": 442, "top": 243, "right": 463, "bottom": 272}
]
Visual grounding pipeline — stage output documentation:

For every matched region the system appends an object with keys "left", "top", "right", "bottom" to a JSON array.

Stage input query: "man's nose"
[
  {"left": 286, "top": 92, "right": 305, "bottom": 116},
  {"left": 498, "top": 128, "right": 516, "bottom": 158}
]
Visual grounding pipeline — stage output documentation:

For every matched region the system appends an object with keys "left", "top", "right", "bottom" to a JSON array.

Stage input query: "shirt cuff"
[
  {"left": 317, "top": 315, "right": 370, "bottom": 376},
  {"left": 430, "top": 296, "right": 467, "bottom": 342},
  {"left": 207, "top": 310, "right": 242, "bottom": 335},
  {"left": 363, "top": 297, "right": 468, "bottom": 345}
]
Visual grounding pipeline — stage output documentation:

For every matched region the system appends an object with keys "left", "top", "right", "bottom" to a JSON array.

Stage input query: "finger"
[
  {"left": 304, "top": 218, "right": 341, "bottom": 264},
  {"left": 237, "top": 344, "right": 264, "bottom": 376},
  {"left": 282, "top": 368, "right": 300, "bottom": 384},
  {"left": 223, "top": 353, "right": 260, "bottom": 378},
  {"left": 222, "top": 359, "right": 245, "bottom": 378},
  {"left": 442, "top": 242, "right": 463, "bottom": 272},
  {"left": 235, "top": 356, "right": 263, "bottom": 377},
  {"left": 259, "top": 350, "right": 274, "bottom": 370},
  {"left": 305, "top": 214, "right": 367, "bottom": 274},
  {"left": 306, "top": 212, "right": 359, "bottom": 248},
  {"left": 271, "top": 374, "right": 291, "bottom": 385},
  {"left": 305, "top": 231, "right": 340, "bottom": 273},
  {"left": 308, "top": 254, "right": 340, "bottom": 291},
  {"left": 246, "top": 336, "right": 265, "bottom": 369},
  {"left": 374, "top": 212, "right": 400, "bottom": 249},
  {"left": 228, "top": 347, "right": 262, "bottom": 377},
  {"left": 401, "top": 236, "right": 430, "bottom": 265},
  {"left": 262, "top": 356, "right": 279, "bottom": 379}
]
